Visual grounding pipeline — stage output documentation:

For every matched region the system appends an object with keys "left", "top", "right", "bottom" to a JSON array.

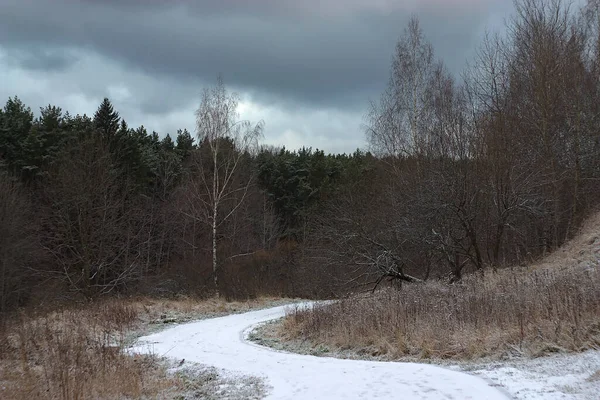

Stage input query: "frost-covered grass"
[
  {"left": 250, "top": 319, "right": 600, "bottom": 398},
  {"left": 164, "top": 362, "right": 268, "bottom": 400},
  {"left": 282, "top": 217, "right": 600, "bottom": 362},
  {"left": 282, "top": 262, "right": 600, "bottom": 361},
  {"left": 0, "top": 296, "right": 286, "bottom": 399}
]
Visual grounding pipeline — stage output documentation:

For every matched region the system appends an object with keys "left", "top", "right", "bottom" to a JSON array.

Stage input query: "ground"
[
  {"left": 463, "top": 350, "right": 600, "bottom": 400},
  {"left": 247, "top": 314, "right": 600, "bottom": 399},
  {"left": 131, "top": 303, "right": 509, "bottom": 400},
  {"left": 242, "top": 211, "right": 600, "bottom": 399},
  {"left": 0, "top": 297, "right": 295, "bottom": 399}
]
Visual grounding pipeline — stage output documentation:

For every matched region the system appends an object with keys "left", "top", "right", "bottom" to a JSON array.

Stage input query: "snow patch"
[{"left": 462, "top": 350, "right": 600, "bottom": 400}]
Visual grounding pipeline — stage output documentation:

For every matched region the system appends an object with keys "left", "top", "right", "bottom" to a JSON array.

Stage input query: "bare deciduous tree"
[
  {"left": 366, "top": 16, "right": 437, "bottom": 158},
  {"left": 185, "top": 78, "right": 263, "bottom": 295},
  {"left": 0, "top": 170, "right": 38, "bottom": 312},
  {"left": 42, "top": 136, "right": 154, "bottom": 296}
]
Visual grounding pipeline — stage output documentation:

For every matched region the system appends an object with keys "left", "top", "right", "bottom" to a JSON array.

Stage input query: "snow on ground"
[
  {"left": 164, "top": 361, "right": 268, "bottom": 400},
  {"left": 456, "top": 350, "right": 600, "bottom": 400},
  {"left": 131, "top": 303, "right": 509, "bottom": 399}
]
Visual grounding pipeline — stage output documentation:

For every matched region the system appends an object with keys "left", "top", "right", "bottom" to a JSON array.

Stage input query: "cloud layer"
[{"left": 0, "top": 0, "right": 511, "bottom": 153}]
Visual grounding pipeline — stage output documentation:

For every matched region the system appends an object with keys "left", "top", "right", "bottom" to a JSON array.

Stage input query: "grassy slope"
[{"left": 260, "top": 212, "right": 600, "bottom": 362}]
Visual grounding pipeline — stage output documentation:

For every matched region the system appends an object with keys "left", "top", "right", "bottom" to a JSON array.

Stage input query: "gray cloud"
[
  {"left": 0, "top": 0, "right": 514, "bottom": 153},
  {"left": 0, "top": 0, "right": 503, "bottom": 106},
  {"left": 1, "top": 46, "right": 79, "bottom": 72}
]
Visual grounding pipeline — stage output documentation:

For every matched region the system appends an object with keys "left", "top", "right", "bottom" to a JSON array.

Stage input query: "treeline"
[
  {"left": 2, "top": 0, "right": 600, "bottom": 312},
  {"left": 0, "top": 81, "right": 372, "bottom": 310},
  {"left": 343, "top": 0, "right": 600, "bottom": 285}
]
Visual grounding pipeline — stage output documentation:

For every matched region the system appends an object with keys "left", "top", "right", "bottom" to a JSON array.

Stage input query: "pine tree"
[
  {"left": 155, "top": 134, "right": 181, "bottom": 199},
  {"left": 161, "top": 134, "right": 175, "bottom": 152},
  {"left": 0, "top": 97, "right": 34, "bottom": 172},
  {"left": 150, "top": 131, "right": 161, "bottom": 150},
  {"left": 20, "top": 105, "right": 68, "bottom": 178},
  {"left": 93, "top": 98, "right": 120, "bottom": 140},
  {"left": 176, "top": 128, "right": 195, "bottom": 160},
  {"left": 70, "top": 114, "right": 95, "bottom": 138},
  {"left": 0, "top": 108, "right": 4, "bottom": 169},
  {"left": 117, "top": 119, "right": 129, "bottom": 138}
]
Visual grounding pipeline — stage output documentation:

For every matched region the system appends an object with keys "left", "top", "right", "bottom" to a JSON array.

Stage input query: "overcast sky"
[{"left": 0, "top": 0, "right": 514, "bottom": 154}]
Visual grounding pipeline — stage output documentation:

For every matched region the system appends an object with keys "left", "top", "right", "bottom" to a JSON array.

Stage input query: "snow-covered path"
[{"left": 132, "top": 303, "right": 509, "bottom": 399}]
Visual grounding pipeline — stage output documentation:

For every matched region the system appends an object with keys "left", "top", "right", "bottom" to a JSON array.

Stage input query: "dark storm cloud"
[
  {"left": 2, "top": 46, "right": 79, "bottom": 72},
  {"left": 0, "top": 0, "right": 501, "bottom": 111}
]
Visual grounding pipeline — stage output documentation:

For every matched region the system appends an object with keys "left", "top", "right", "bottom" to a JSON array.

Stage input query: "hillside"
[
  {"left": 265, "top": 210, "right": 600, "bottom": 362},
  {"left": 245, "top": 210, "right": 600, "bottom": 398},
  {"left": 531, "top": 210, "right": 600, "bottom": 274}
]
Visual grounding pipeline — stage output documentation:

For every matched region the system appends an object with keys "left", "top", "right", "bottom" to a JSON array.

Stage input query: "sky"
[{"left": 0, "top": 0, "right": 514, "bottom": 154}]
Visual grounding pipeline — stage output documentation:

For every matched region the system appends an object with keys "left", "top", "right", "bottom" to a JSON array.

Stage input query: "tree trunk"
[
  {"left": 212, "top": 144, "right": 220, "bottom": 297},
  {"left": 567, "top": 110, "right": 582, "bottom": 241},
  {"left": 212, "top": 202, "right": 219, "bottom": 297},
  {"left": 0, "top": 258, "right": 6, "bottom": 313},
  {"left": 493, "top": 220, "right": 504, "bottom": 266}
]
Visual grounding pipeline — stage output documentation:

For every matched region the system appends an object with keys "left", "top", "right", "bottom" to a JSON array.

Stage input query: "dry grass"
[
  {"left": 530, "top": 210, "right": 600, "bottom": 272},
  {"left": 0, "top": 300, "right": 178, "bottom": 399},
  {"left": 130, "top": 296, "right": 283, "bottom": 326},
  {"left": 0, "top": 296, "right": 282, "bottom": 399},
  {"left": 283, "top": 214, "right": 600, "bottom": 361},
  {"left": 284, "top": 266, "right": 600, "bottom": 361}
]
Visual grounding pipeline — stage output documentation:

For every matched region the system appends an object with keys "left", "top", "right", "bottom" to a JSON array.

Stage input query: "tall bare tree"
[
  {"left": 366, "top": 16, "right": 436, "bottom": 158},
  {"left": 188, "top": 78, "right": 263, "bottom": 295},
  {"left": 507, "top": 0, "right": 589, "bottom": 250}
]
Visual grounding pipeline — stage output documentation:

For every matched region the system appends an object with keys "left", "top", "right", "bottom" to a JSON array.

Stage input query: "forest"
[{"left": 1, "top": 0, "right": 600, "bottom": 315}]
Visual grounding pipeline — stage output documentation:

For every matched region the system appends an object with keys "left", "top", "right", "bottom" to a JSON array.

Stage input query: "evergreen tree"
[
  {"left": 176, "top": 128, "right": 195, "bottom": 160},
  {"left": 117, "top": 119, "right": 129, "bottom": 138},
  {"left": 161, "top": 134, "right": 175, "bottom": 152},
  {"left": 93, "top": 98, "right": 120, "bottom": 140},
  {"left": 150, "top": 131, "right": 161, "bottom": 150},
  {"left": 111, "top": 119, "right": 137, "bottom": 176},
  {"left": 132, "top": 125, "right": 148, "bottom": 144},
  {"left": 155, "top": 135, "right": 182, "bottom": 200},
  {"left": 20, "top": 105, "right": 69, "bottom": 178},
  {"left": 0, "top": 97, "right": 34, "bottom": 172},
  {"left": 256, "top": 147, "right": 347, "bottom": 239},
  {"left": 70, "top": 114, "right": 95, "bottom": 138}
]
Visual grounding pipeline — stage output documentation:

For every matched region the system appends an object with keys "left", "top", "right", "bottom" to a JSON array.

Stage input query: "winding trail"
[{"left": 132, "top": 303, "right": 509, "bottom": 399}]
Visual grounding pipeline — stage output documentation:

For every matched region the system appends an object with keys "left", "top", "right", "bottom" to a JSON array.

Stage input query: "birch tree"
[
  {"left": 366, "top": 16, "right": 436, "bottom": 157},
  {"left": 191, "top": 78, "right": 263, "bottom": 295}
]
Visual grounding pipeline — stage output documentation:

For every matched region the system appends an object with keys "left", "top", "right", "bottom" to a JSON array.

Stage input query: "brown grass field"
[{"left": 282, "top": 213, "right": 600, "bottom": 361}]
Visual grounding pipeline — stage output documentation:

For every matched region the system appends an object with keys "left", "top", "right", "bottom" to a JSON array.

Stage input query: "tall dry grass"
[
  {"left": 0, "top": 296, "right": 282, "bottom": 399},
  {"left": 284, "top": 266, "right": 600, "bottom": 360},
  {"left": 0, "top": 300, "right": 183, "bottom": 399}
]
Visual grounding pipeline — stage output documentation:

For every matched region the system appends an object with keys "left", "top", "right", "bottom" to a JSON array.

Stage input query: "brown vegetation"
[
  {"left": 282, "top": 212, "right": 600, "bottom": 361},
  {"left": 1, "top": 0, "right": 600, "bottom": 394},
  {"left": 0, "top": 296, "right": 281, "bottom": 399},
  {"left": 2, "top": 1, "right": 600, "bottom": 310}
]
